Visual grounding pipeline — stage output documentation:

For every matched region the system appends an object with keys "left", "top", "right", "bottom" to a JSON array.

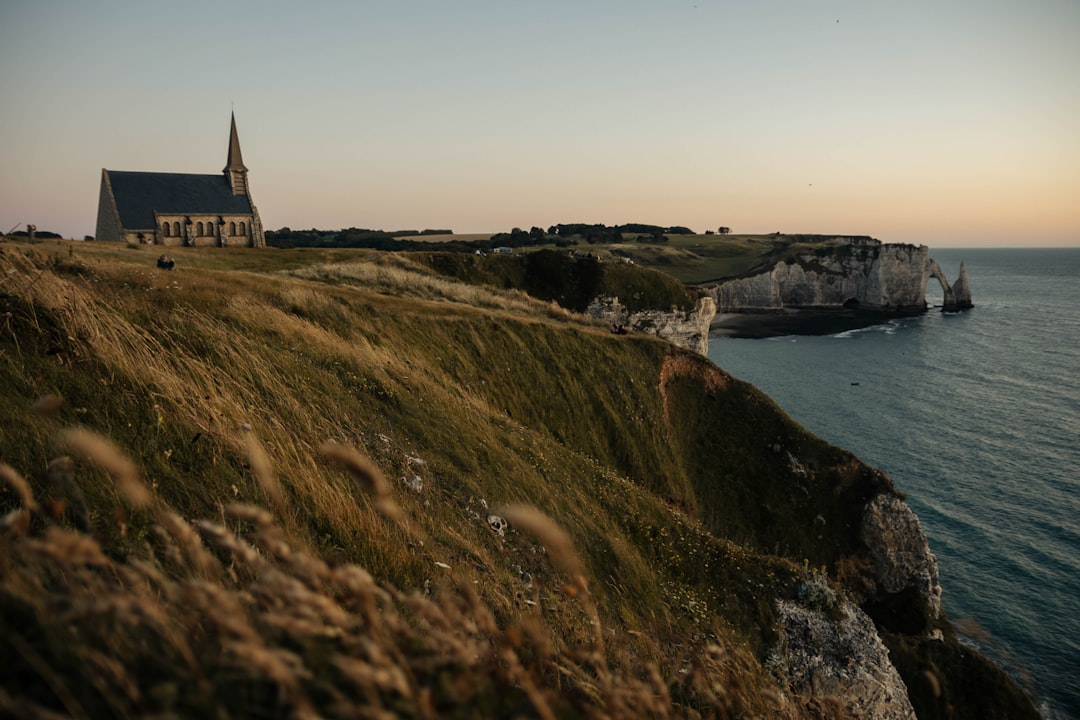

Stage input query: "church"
[{"left": 95, "top": 114, "right": 265, "bottom": 247}]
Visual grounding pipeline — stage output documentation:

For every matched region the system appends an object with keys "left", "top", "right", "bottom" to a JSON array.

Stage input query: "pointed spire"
[{"left": 224, "top": 112, "right": 247, "bottom": 173}]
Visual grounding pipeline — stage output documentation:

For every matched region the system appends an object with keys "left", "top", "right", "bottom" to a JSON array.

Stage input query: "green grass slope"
[
  {"left": 0, "top": 239, "right": 1036, "bottom": 719},
  {"left": 413, "top": 249, "right": 699, "bottom": 313},
  {"left": 543, "top": 233, "right": 880, "bottom": 285}
]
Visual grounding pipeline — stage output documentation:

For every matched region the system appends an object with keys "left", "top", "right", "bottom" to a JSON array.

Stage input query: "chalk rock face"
[
  {"left": 952, "top": 262, "right": 973, "bottom": 310},
  {"left": 864, "top": 244, "right": 931, "bottom": 311},
  {"left": 860, "top": 493, "right": 943, "bottom": 622},
  {"left": 928, "top": 258, "right": 975, "bottom": 311},
  {"left": 768, "top": 598, "right": 916, "bottom": 720},
  {"left": 586, "top": 295, "right": 717, "bottom": 355},
  {"left": 709, "top": 241, "right": 930, "bottom": 313}
]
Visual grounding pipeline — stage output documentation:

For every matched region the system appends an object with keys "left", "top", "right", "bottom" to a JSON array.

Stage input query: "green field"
[
  {"left": 588, "top": 234, "right": 778, "bottom": 284},
  {"left": 400, "top": 232, "right": 876, "bottom": 285}
]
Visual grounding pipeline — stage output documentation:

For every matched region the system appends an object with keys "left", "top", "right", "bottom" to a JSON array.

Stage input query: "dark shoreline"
[{"left": 710, "top": 309, "right": 925, "bottom": 339}]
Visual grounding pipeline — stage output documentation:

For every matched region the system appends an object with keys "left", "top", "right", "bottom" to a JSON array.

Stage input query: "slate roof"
[{"left": 106, "top": 170, "right": 255, "bottom": 230}]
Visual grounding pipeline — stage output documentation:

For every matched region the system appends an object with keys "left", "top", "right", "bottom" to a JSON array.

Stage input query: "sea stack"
[{"left": 952, "top": 261, "right": 973, "bottom": 310}]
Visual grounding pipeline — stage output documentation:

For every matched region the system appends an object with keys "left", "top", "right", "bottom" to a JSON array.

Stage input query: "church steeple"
[{"left": 224, "top": 112, "right": 248, "bottom": 195}]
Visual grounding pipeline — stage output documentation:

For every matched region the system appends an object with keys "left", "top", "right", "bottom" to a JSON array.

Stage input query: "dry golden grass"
[
  {"left": 285, "top": 254, "right": 576, "bottom": 321},
  {"left": 4, "top": 238, "right": 1032, "bottom": 719},
  {"left": 1, "top": 240, "right": 816, "bottom": 717},
  {"left": 60, "top": 427, "right": 151, "bottom": 508},
  {"left": 0, "top": 434, "right": 812, "bottom": 719}
]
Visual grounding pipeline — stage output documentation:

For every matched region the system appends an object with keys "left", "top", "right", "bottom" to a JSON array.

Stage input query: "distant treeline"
[
  {"left": 266, "top": 227, "right": 454, "bottom": 250},
  {"left": 266, "top": 223, "right": 697, "bottom": 252},
  {"left": 490, "top": 223, "right": 696, "bottom": 246},
  {"left": 9, "top": 229, "right": 64, "bottom": 239}
]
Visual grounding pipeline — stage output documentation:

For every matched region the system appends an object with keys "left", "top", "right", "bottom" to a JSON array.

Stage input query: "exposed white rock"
[
  {"left": 952, "top": 262, "right": 973, "bottom": 309},
  {"left": 709, "top": 242, "right": 933, "bottom": 313},
  {"left": 586, "top": 295, "right": 717, "bottom": 355},
  {"left": 768, "top": 598, "right": 916, "bottom": 720},
  {"left": 860, "top": 493, "right": 943, "bottom": 621},
  {"left": 486, "top": 514, "right": 507, "bottom": 536}
]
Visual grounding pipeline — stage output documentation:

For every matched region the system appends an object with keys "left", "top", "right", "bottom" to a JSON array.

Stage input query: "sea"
[{"left": 707, "top": 247, "right": 1080, "bottom": 719}]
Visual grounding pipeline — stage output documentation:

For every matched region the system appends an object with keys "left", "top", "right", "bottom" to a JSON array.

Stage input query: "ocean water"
[{"left": 707, "top": 248, "right": 1080, "bottom": 719}]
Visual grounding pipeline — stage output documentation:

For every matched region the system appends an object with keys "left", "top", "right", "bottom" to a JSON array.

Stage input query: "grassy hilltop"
[
  {"left": 533, "top": 233, "right": 879, "bottom": 285},
  {"left": 0, "top": 239, "right": 1035, "bottom": 718},
  {"left": 268, "top": 225, "right": 885, "bottom": 286},
  {"left": 386, "top": 230, "right": 787, "bottom": 284}
]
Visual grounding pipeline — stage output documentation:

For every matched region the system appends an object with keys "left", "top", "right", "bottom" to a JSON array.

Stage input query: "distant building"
[{"left": 95, "top": 114, "right": 265, "bottom": 247}]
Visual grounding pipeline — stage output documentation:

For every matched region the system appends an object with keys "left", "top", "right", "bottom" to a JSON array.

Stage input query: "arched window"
[
  {"left": 239, "top": 221, "right": 247, "bottom": 235},
  {"left": 229, "top": 221, "right": 236, "bottom": 235},
  {"left": 163, "top": 222, "right": 170, "bottom": 237},
  {"left": 197, "top": 222, "right": 204, "bottom": 235},
  {"left": 174, "top": 221, "right": 181, "bottom": 236}
]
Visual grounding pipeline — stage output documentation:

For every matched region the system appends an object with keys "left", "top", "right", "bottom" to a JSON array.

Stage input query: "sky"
[{"left": 1, "top": 1, "right": 1077, "bottom": 247}]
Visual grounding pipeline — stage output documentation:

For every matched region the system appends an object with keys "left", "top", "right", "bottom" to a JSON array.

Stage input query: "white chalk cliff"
[
  {"left": 708, "top": 240, "right": 970, "bottom": 314},
  {"left": 587, "top": 295, "right": 717, "bottom": 355}
]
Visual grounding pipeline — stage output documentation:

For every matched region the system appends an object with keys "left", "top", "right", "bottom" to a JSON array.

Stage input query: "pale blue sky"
[{"left": 2, "top": 0, "right": 1077, "bottom": 245}]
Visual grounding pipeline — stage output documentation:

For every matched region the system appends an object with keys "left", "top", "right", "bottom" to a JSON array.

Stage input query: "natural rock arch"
[{"left": 926, "top": 259, "right": 973, "bottom": 312}]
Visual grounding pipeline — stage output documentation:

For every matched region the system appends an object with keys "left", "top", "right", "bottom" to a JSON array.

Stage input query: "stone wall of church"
[{"left": 155, "top": 214, "right": 259, "bottom": 247}]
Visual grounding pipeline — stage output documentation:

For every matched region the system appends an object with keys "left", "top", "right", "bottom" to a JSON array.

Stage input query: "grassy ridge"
[
  {"left": 412, "top": 249, "right": 699, "bottom": 313},
  {"left": 406, "top": 232, "right": 878, "bottom": 285},
  {"left": 0, "top": 238, "right": 1036, "bottom": 718},
  {"left": 319, "top": 230, "right": 881, "bottom": 286}
]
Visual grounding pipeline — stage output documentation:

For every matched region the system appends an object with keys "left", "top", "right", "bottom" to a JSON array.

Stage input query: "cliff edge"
[{"left": 586, "top": 294, "right": 716, "bottom": 354}]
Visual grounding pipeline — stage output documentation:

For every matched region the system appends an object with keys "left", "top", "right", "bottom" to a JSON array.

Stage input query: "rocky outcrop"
[
  {"left": 927, "top": 259, "right": 974, "bottom": 312},
  {"left": 587, "top": 294, "right": 717, "bottom": 355},
  {"left": 926, "top": 259, "right": 956, "bottom": 311},
  {"left": 768, "top": 597, "right": 916, "bottom": 719},
  {"left": 952, "top": 262, "right": 973, "bottom": 310},
  {"left": 766, "top": 490, "right": 953, "bottom": 719},
  {"left": 708, "top": 240, "right": 972, "bottom": 315},
  {"left": 860, "top": 493, "right": 944, "bottom": 628}
]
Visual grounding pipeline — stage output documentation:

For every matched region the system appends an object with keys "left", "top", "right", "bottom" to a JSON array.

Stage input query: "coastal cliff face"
[
  {"left": 587, "top": 294, "right": 717, "bottom": 354},
  {"left": 768, "top": 598, "right": 916, "bottom": 720},
  {"left": 861, "top": 493, "right": 943, "bottom": 623},
  {"left": 708, "top": 242, "right": 932, "bottom": 313}
]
